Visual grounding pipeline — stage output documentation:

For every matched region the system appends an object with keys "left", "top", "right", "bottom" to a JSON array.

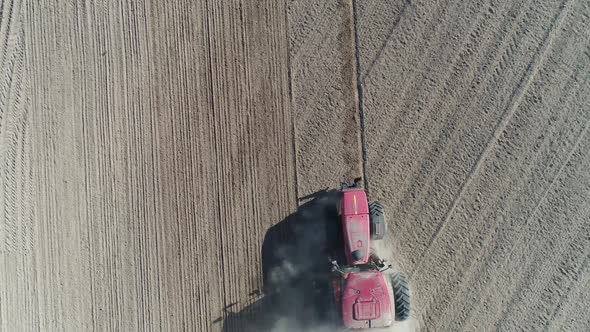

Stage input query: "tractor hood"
[
  {"left": 342, "top": 271, "right": 393, "bottom": 329},
  {"left": 341, "top": 189, "right": 370, "bottom": 264}
]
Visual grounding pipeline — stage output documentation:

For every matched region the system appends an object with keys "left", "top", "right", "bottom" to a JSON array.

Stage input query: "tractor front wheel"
[{"left": 369, "top": 202, "right": 386, "bottom": 240}]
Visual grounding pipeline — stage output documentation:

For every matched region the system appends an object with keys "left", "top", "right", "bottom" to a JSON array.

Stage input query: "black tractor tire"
[
  {"left": 391, "top": 273, "right": 410, "bottom": 321},
  {"left": 369, "top": 201, "right": 386, "bottom": 240}
]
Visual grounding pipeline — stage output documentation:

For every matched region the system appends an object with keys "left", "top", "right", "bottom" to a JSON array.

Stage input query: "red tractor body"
[
  {"left": 341, "top": 188, "right": 371, "bottom": 265},
  {"left": 331, "top": 180, "right": 408, "bottom": 329}
]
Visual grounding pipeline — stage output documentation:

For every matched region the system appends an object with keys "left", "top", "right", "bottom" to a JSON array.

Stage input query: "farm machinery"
[{"left": 330, "top": 178, "right": 410, "bottom": 329}]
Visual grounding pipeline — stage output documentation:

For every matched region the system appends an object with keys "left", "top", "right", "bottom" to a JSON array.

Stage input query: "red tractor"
[{"left": 330, "top": 179, "right": 410, "bottom": 329}]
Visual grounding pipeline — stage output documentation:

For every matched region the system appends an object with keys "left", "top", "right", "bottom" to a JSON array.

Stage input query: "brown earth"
[{"left": 1, "top": 0, "right": 589, "bottom": 331}]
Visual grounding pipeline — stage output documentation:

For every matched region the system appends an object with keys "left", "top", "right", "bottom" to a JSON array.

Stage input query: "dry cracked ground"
[{"left": 1, "top": 0, "right": 589, "bottom": 331}]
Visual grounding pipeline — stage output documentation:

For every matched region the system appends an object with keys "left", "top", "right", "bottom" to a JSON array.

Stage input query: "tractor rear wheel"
[
  {"left": 391, "top": 273, "right": 410, "bottom": 321},
  {"left": 369, "top": 202, "right": 386, "bottom": 240}
]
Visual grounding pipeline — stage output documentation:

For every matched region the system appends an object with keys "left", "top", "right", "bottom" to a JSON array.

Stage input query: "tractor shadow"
[{"left": 220, "top": 189, "right": 345, "bottom": 332}]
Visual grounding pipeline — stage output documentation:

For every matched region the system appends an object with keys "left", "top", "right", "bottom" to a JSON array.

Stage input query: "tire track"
[
  {"left": 354, "top": 0, "right": 590, "bottom": 330},
  {"left": 283, "top": 1, "right": 299, "bottom": 203},
  {"left": 545, "top": 250, "right": 590, "bottom": 327},
  {"left": 349, "top": 0, "right": 370, "bottom": 195},
  {"left": 438, "top": 54, "right": 590, "bottom": 331},
  {"left": 0, "top": 1, "right": 35, "bottom": 329},
  {"left": 361, "top": 0, "right": 530, "bottom": 213},
  {"left": 415, "top": 47, "right": 590, "bottom": 329},
  {"left": 351, "top": 0, "right": 369, "bottom": 193},
  {"left": 0, "top": 0, "right": 31, "bottom": 255},
  {"left": 288, "top": 0, "right": 364, "bottom": 197},
  {"left": 494, "top": 186, "right": 590, "bottom": 331},
  {"left": 548, "top": 259, "right": 590, "bottom": 331},
  {"left": 368, "top": 0, "right": 526, "bottom": 211},
  {"left": 489, "top": 119, "right": 590, "bottom": 331},
  {"left": 357, "top": 0, "right": 413, "bottom": 84},
  {"left": 413, "top": 0, "right": 575, "bottom": 270}
]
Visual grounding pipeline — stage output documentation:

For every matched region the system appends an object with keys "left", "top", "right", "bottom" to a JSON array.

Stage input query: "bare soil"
[{"left": 1, "top": 0, "right": 589, "bottom": 331}]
